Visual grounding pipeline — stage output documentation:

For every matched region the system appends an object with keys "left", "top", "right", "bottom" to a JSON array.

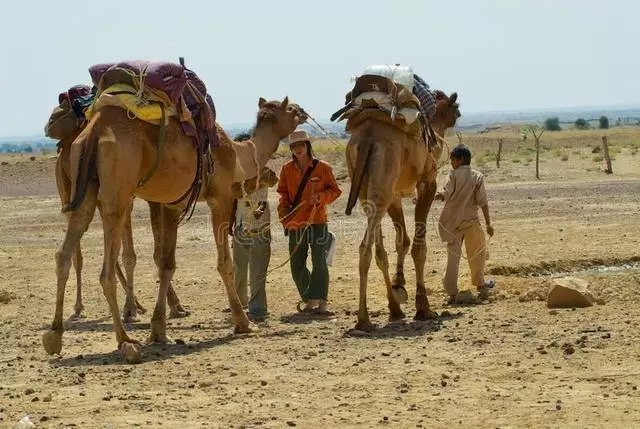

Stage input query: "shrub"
[
  {"left": 599, "top": 116, "right": 609, "bottom": 129},
  {"left": 544, "top": 117, "right": 562, "bottom": 131},
  {"left": 574, "top": 118, "right": 590, "bottom": 129}
]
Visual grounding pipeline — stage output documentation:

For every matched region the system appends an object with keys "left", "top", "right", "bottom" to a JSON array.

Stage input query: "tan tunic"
[{"left": 438, "top": 165, "right": 488, "bottom": 243}]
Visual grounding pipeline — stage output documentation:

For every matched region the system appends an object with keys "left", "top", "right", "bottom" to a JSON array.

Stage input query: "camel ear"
[
  {"left": 259, "top": 97, "right": 267, "bottom": 108},
  {"left": 449, "top": 92, "right": 458, "bottom": 105},
  {"left": 281, "top": 96, "right": 289, "bottom": 110}
]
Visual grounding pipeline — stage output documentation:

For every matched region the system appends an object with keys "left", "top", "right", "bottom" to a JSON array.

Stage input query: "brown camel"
[
  {"left": 344, "top": 90, "right": 460, "bottom": 330},
  {"left": 54, "top": 128, "right": 189, "bottom": 322},
  {"left": 42, "top": 96, "right": 305, "bottom": 363}
]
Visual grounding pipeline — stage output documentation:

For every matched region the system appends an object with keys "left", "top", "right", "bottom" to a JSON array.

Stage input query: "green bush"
[
  {"left": 574, "top": 118, "right": 590, "bottom": 129},
  {"left": 544, "top": 117, "right": 562, "bottom": 131},
  {"left": 599, "top": 116, "right": 609, "bottom": 129}
]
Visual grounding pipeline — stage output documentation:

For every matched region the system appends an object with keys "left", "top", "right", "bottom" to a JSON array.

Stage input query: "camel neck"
[
  {"left": 251, "top": 124, "right": 280, "bottom": 170},
  {"left": 431, "top": 123, "right": 447, "bottom": 141}
]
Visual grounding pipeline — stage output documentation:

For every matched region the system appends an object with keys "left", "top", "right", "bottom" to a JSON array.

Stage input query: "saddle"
[
  {"left": 44, "top": 85, "right": 95, "bottom": 144},
  {"left": 87, "top": 60, "right": 218, "bottom": 150},
  {"left": 331, "top": 74, "right": 424, "bottom": 141}
]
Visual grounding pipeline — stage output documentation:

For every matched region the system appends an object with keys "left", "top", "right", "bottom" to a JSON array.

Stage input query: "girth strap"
[{"left": 137, "top": 102, "right": 166, "bottom": 187}]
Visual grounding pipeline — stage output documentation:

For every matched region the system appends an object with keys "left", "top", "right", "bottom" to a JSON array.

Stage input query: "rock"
[
  {"left": 286, "top": 421, "right": 297, "bottom": 427},
  {"left": 547, "top": 277, "right": 595, "bottom": 309},
  {"left": 29, "top": 156, "right": 36, "bottom": 161},
  {"left": 24, "top": 388, "right": 35, "bottom": 395}
]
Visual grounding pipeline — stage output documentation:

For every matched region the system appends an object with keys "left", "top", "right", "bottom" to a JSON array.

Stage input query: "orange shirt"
[{"left": 277, "top": 158, "right": 342, "bottom": 230}]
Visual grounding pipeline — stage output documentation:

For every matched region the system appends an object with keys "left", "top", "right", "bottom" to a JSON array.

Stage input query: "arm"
[
  {"left": 475, "top": 174, "right": 493, "bottom": 236},
  {"left": 436, "top": 172, "right": 456, "bottom": 201},
  {"left": 276, "top": 166, "right": 290, "bottom": 221},
  {"left": 318, "top": 164, "right": 342, "bottom": 205},
  {"left": 481, "top": 203, "right": 493, "bottom": 237}
]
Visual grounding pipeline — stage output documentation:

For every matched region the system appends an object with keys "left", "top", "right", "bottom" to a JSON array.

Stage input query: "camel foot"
[
  {"left": 168, "top": 306, "right": 191, "bottom": 319},
  {"left": 42, "top": 330, "right": 62, "bottom": 356},
  {"left": 233, "top": 322, "right": 253, "bottom": 335},
  {"left": 121, "top": 309, "right": 139, "bottom": 324},
  {"left": 120, "top": 342, "right": 142, "bottom": 364},
  {"left": 73, "top": 304, "right": 84, "bottom": 318},
  {"left": 389, "top": 310, "right": 406, "bottom": 321},
  {"left": 354, "top": 320, "right": 375, "bottom": 332},
  {"left": 414, "top": 309, "right": 439, "bottom": 321},
  {"left": 148, "top": 331, "right": 171, "bottom": 344},
  {"left": 135, "top": 299, "right": 147, "bottom": 315},
  {"left": 391, "top": 286, "right": 408, "bottom": 305},
  {"left": 68, "top": 313, "right": 84, "bottom": 321},
  {"left": 149, "top": 319, "right": 168, "bottom": 344}
]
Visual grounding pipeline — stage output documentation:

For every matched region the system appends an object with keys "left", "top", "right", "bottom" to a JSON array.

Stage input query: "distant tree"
[
  {"left": 23, "top": 145, "right": 33, "bottom": 153},
  {"left": 234, "top": 131, "right": 252, "bottom": 141},
  {"left": 523, "top": 125, "right": 545, "bottom": 179},
  {"left": 599, "top": 116, "right": 610, "bottom": 129},
  {"left": 544, "top": 117, "right": 562, "bottom": 131},
  {"left": 574, "top": 118, "right": 590, "bottom": 130}
]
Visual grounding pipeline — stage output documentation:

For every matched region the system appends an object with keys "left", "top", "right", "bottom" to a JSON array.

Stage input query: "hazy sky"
[{"left": 1, "top": 0, "right": 638, "bottom": 137}]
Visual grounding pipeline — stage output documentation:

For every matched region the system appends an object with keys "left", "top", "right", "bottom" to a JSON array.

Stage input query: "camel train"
[{"left": 43, "top": 61, "right": 459, "bottom": 362}]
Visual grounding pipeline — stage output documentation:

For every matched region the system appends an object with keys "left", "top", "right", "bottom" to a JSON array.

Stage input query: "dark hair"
[
  {"left": 291, "top": 141, "right": 314, "bottom": 160},
  {"left": 450, "top": 144, "right": 471, "bottom": 165}
]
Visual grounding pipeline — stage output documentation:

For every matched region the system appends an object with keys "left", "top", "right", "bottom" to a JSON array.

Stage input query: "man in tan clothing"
[{"left": 435, "top": 145, "right": 495, "bottom": 303}]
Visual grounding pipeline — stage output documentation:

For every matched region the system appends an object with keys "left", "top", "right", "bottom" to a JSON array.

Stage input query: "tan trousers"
[{"left": 442, "top": 220, "right": 486, "bottom": 296}]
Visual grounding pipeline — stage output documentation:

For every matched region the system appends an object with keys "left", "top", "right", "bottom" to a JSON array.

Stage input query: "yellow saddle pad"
[{"left": 84, "top": 83, "right": 177, "bottom": 125}]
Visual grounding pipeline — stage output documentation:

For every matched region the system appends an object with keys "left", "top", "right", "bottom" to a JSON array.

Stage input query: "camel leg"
[
  {"left": 207, "top": 197, "right": 251, "bottom": 334},
  {"left": 146, "top": 202, "right": 189, "bottom": 318},
  {"left": 373, "top": 224, "right": 405, "bottom": 321},
  {"left": 167, "top": 286, "right": 190, "bottom": 319},
  {"left": 121, "top": 203, "right": 142, "bottom": 322},
  {"left": 148, "top": 203, "right": 180, "bottom": 344},
  {"left": 71, "top": 242, "right": 85, "bottom": 318},
  {"left": 356, "top": 203, "right": 385, "bottom": 331},
  {"left": 412, "top": 178, "right": 438, "bottom": 320},
  {"left": 387, "top": 198, "right": 410, "bottom": 305},
  {"left": 43, "top": 182, "right": 98, "bottom": 356}
]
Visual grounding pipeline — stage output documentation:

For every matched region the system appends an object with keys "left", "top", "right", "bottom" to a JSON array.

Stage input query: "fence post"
[
  {"left": 602, "top": 136, "right": 613, "bottom": 174},
  {"left": 496, "top": 138, "right": 503, "bottom": 168}
]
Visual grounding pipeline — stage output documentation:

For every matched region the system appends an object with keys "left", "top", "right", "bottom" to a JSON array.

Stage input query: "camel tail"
[
  {"left": 345, "top": 125, "right": 374, "bottom": 216},
  {"left": 63, "top": 114, "right": 100, "bottom": 212}
]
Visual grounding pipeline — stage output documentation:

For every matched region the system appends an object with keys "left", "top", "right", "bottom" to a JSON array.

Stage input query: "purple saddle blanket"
[{"left": 88, "top": 60, "right": 217, "bottom": 147}]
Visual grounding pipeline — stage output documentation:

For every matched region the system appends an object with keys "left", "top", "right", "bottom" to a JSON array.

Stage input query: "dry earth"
[{"left": 1, "top": 131, "right": 640, "bottom": 428}]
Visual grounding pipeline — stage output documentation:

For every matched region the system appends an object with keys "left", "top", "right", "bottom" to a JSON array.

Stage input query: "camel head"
[
  {"left": 432, "top": 90, "right": 461, "bottom": 130},
  {"left": 256, "top": 96, "right": 307, "bottom": 138}
]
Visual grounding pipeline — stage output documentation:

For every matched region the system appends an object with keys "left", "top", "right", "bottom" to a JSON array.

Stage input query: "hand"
[
  {"left": 309, "top": 193, "right": 321, "bottom": 205},
  {"left": 253, "top": 208, "right": 264, "bottom": 219},
  {"left": 486, "top": 225, "right": 494, "bottom": 237}
]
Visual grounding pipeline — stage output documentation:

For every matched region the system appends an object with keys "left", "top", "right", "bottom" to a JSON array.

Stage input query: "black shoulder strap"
[{"left": 290, "top": 159, "right": 319, "bottom": 212}]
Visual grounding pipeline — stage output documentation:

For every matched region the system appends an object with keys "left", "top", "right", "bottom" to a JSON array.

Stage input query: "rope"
[{"left": 296, "top": 108, "right": 344, "bottom": 147}]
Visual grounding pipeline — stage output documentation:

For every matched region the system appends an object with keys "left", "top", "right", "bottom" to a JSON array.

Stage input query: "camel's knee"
[{"left": 55, "top": 249, "right": 73, "bottom": 275}]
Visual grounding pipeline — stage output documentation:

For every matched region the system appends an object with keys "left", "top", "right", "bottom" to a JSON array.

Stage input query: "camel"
[
  {"left": 42, "top": 96, "right": 305, "bottom": 363},
  {"left": 53, "top": 126, "right": 189, "bottom": 323},
  {"left": 344, "top": 90, "right": 461, "bottom": 330}
]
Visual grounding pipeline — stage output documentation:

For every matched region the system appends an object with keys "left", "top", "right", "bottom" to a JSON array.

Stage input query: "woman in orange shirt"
[{"left": 277, "top": 130, "right": 342, "bottom": 314}]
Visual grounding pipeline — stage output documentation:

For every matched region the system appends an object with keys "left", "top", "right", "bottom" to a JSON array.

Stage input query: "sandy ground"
[{"left": 1, "top": 140, "right": 640, "bottom": 428}]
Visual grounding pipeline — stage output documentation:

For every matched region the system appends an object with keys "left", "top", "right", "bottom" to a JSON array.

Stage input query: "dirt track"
[{"left": 1, "top": 152, "right": 640, "bottom": 428}]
